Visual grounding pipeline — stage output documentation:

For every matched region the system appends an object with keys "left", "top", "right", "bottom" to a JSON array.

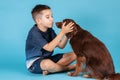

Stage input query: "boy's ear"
[
  {"left": 35, "top": 18, "right": 41, "bottom": 24},
  {"left": 35, "top": 14, "right": 42, "bottom": 24}
]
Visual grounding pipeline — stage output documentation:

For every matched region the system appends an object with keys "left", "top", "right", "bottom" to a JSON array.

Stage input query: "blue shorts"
[{"left": 28, "top": 54, "right": 63, "bottom": 74}]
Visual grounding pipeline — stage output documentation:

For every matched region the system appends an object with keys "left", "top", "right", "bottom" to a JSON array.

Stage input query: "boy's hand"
[{"left": 61, "top": 22, "right": 74, "bottom": 34}]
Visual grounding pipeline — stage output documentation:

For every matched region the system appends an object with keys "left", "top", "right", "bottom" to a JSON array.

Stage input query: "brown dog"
[{"left": 56, "top": 19, "right": 120, "bottom": 80}]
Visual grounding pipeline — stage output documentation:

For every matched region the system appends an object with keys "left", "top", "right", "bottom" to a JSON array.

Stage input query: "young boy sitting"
[{"left": 25, "top": 4, "right": 76, "bottom": 75}]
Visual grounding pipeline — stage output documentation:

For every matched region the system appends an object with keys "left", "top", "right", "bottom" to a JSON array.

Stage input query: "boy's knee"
[
  {"left": 72, "top": 53, "right": 77, "bottom": 60},
  {"left": 40, "top": 59, "right": 54, "bottom": 70},
  {"left": 64, "top": 52, "right": 76, "bottom": 60}
]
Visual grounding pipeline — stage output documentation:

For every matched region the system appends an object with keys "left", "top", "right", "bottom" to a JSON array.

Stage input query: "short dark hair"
[{"left": 31, "top": 4, "right": 51, "bottom": 21}]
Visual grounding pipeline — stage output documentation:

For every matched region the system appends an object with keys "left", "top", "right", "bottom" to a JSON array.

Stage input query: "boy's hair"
[{"left": 31, "top": 4, "right": 51, "bottom": 21}]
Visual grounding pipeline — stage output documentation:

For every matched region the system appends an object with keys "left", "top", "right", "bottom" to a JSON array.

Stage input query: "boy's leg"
[
  {"left": 40, "top": 52, "right": 76, "bottom": 75},
  {"left": 57, "top": 52, "right": 76, "bottom": 66},
  {"left": 40, "top": 59, "right": 76, "bottom": 75}
]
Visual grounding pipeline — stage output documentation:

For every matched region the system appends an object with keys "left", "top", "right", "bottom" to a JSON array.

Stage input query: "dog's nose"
[{"left": 56, "top": 22, "right": 62, "bottom": 28}]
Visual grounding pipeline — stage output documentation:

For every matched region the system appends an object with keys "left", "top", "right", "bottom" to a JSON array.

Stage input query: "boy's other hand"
[{"left": 61, "top": 22, "right": 74, "bottom": 34}]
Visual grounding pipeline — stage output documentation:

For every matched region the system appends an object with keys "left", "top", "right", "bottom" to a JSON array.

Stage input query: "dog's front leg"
[{"left": 68, "top": 56, "right": 84, "bottom": 76}]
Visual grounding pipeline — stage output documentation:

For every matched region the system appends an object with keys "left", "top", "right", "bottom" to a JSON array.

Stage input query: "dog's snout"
[{"left": 56, "top": 22, "right": 62, "bottom": 28}]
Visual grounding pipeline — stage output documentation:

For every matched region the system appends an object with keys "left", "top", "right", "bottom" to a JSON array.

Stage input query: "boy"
[{"left": 25, "top": 4, "right": 76, "bottom": 75}]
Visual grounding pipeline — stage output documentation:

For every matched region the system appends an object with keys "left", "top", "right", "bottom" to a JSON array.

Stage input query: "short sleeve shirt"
[{"left": 25, "top": 24, "right": 56, "bottom": 60}]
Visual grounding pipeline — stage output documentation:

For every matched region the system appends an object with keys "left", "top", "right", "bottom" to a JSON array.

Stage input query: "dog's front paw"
[{"left": 83, "top": 74, "right": 92, "bottom": 78}]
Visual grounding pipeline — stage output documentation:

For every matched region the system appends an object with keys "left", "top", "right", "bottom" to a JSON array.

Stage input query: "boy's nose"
[{"left": 50, "top": 18, "right": 54, "bottom": 22}]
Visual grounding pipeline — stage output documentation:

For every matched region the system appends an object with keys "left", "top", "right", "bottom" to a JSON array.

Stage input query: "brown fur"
[{"left": 56, "top": 19, "right": 120, "bottom": 80}]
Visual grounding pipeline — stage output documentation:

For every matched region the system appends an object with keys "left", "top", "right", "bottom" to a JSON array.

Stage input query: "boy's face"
[{"left": 36, "top": 9, "right": 54, "bottom": 29}]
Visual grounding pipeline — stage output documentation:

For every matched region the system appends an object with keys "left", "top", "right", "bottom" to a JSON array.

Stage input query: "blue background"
[{"left": 0, "top": 0, "right": 120, "bottom": 80}]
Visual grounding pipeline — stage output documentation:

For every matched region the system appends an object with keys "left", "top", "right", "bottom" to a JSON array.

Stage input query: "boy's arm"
[
  {"left": 43, "top": 22, "right": 74, "bottom": 52},
  {"left": 57, "top": 36, "right": 68, "bottom": 49}
]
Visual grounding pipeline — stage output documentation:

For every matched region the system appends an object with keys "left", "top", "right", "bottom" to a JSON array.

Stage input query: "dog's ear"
[
  {"left": 56, "top": 22, "right": 62, "bottom": 28},
  {"left": 66, "top": 24, "right": 78, "bottom": 39},
  {"left": 72, "top": 24, "right": 78, "bottom": 35}
]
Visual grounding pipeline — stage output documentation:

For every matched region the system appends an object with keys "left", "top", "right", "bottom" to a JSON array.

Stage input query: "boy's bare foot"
[{"left": 42, "top": 70, "right": 49, "bottom": 75}]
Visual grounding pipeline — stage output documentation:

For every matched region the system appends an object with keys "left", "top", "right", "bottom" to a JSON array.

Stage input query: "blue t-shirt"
[{"left": 25, "top": 24, "right": 56, "bottom": 60}]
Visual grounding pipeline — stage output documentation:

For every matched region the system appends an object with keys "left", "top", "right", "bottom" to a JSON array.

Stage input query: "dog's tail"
[{"left": 103, "top": 73, "right": 120, "bottom": 80}]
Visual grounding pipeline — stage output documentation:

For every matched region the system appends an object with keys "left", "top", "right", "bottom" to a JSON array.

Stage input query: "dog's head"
[{"left": 56, "top": 19, "right": 78, "bottom": 38}]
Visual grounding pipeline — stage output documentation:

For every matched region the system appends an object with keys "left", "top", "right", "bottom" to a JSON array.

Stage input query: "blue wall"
[{"left": 0, "top": 0, "right": 120, "bottom": 80}]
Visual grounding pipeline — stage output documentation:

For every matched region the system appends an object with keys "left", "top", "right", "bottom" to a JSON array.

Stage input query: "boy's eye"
[
  {"left": 46, "top": 15, "right": 53, "bottom": 19},
  {"left": 46, "top": 16, "right": 49, "bottom": 19}
]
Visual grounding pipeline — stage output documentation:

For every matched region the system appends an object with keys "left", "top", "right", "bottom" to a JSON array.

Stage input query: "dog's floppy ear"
[
  {"left": 66, "top": 24, "right": 78, "bottom": 39},
  {"left": 73, "top": 24, "right": 78, "bottom": 35},
  {"left": 56, "top": 22, "right": 62, "bottom": 28}
]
